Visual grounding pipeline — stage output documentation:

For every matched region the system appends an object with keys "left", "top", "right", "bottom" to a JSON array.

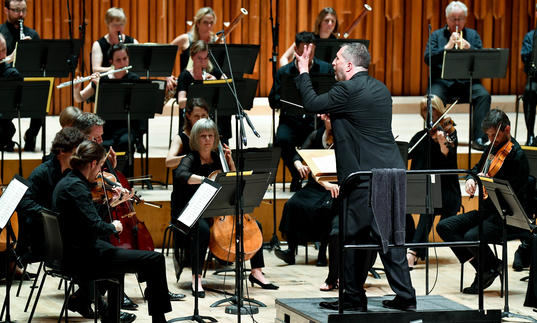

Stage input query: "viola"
[{"left": 209, "top": 214, "right": 263, "bottom": 262}]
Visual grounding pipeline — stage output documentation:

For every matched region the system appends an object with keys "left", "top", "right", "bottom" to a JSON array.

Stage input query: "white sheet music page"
[
  {"left": 312, "top": 154, "right": 337, "bottom": 174},
  {"left": 177, "top": 182, "right": 220, "bottom": 228},
  {"left": 0, "top": 178, "right": 28, "bottom": 229}
]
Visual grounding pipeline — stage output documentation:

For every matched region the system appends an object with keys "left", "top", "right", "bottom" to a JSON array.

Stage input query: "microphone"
[
  {"left": 215, "top": 29, "right": 225, "bottom": 36},
  {"left": 118, "top": 31, "right": 123, "bottom": 44}
]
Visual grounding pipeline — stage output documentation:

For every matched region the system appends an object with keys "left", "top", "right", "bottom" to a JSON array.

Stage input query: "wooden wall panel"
[{"left": 4, "top": 0, "right": 536, "bottom": 115}]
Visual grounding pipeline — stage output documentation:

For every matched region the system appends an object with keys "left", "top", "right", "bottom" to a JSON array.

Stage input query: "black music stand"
[
  {"left": 481, "top": 178, "right": 535, "bottom": 321},
  {"left": 125, "top": 44, "right": 178, "bottom": 78},
  {"left": 204, "top": 171, "right": 271, "bottom": 314},
  {"left": 0, "top": 175, "right": 30, "bottom": 323},
  {"left": 231, "top": 147, "right": 281, "bottom": 248},
  {"left": 314, "top": 38, "right": 369, "bottom": 63},
  {"left": 0, "top": 78, "right": 53, "bottom": 179},
  {"left": 209, "top": 44, "right": 259, "bottom": 79},
  {"left": 441, "top": 49, "right": 509, "bottom": 169},
  {"left": 94, "top": 79, "right": 162, "bottom": 177},
  {"left": 14, "top": 39, "right": 82, "bottom": 154}
]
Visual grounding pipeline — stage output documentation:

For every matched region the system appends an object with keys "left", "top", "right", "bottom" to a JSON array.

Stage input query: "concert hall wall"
[{"left": 3, "top": 0, "right": 536, "bottom": 114}]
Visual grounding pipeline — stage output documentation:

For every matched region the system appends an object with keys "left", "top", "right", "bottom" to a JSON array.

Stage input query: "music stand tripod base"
[{"left": 225, "top": 304, "right": 259, "bottom": 315}]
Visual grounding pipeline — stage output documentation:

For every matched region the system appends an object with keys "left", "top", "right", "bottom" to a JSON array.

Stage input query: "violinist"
[
  {"left": 52, "top": 140, "right": 172, "bottom": 323},
  {"left": 172, "top": 118, "right": 278, "bottom": 297},
  {"left": 437, "top": 109, "right": 531, "bottom": 294},
  {"left": 406, "top": 95, "right": 461, "bottom": 269}
]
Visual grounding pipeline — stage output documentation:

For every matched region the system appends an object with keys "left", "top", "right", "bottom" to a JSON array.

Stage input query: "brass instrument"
[
  {"left": 56, "top": 65, "right": 132, "bottom": 88},
  {"left": 19, "top": 19, "right": 25, "bottom": 40},
  {"left": 340, "top": 4, "right": 372, "bottom": 39},
  {"left": 454, "top": 26, "right": 463, "bottom": 49},
  {"left": 215, "top": 8, "right": 248, "bottom": 42}
]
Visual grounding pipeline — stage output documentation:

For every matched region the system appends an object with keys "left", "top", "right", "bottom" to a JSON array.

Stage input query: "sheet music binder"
[
  {"left": 0, "top": 174, "right": 29, "bottom": 229},
  {"left": 175, "top": 179, "right": 222, "bottom": 235}
]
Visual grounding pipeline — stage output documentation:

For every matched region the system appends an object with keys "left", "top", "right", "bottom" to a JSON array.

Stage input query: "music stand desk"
[
  {"left": 125, "top": 43, "right": 178, "bottom": 77},
  {"left": 14, "top": 39, "right": 81, "bottom": 77},
  {"left": 209, "top": 44, "right": 260, "bottom": 78}
]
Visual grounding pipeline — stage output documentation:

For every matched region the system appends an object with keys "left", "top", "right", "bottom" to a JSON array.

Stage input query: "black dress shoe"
[
  {"left": 319, "top": 300, "right": 367, "bottom": 312},
  {"left": 527, "top": 135, "right": 535, "bottom": 147},
  {"left": 382, "top": 296, "right": 417, "bottom": 311},
  {"left": 191, "top": 286, "right": 205, "bottom": 298},
  {"left": 169, "top": 291, "right": 186, "bottom": 301},
  {"left": 274, "top": 248, "right": 295, "bottom": 265},
  {"left": 67, "top": 296, "right": 95, "bottom": 319},
  {"left": 471, "top": 138, "right": 486, "bottom": 151},
  {"left": 462, "top": 265, "right": 501, "bottom": 294},
  {"left": 121, "top": 295, "right": 138, "bottom": 310},
  {"left": 248, "top": 274, "right": 279, "bottom": 289},
  {"left": 120, "top": 311, "right": 137, "bottom": 323}
]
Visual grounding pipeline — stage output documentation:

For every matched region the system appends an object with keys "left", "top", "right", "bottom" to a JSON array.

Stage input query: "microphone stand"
[
  {"left": 266, "top": 0, "right": 281, "bottom": 251},
  {"left": 78, "top": 0, "right": 87, "bottom": 110},
  {"left": 208, "top": 34, "right": 263, "bottom": 320},
  {"left": 65, "top": 0, "right": 78, "bottom": 107}
]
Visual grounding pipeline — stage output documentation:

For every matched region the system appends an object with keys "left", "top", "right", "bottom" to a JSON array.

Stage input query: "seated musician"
[
  {"left": 166, "top": 40, "right": 231, "bottom": 144},
  {"left": 165, "top": 97, "right": 209, "bottom": 168},
  {"left": 437, "top": 109, "right": 531, "bottom": 294},
  {"left": 275, "top": 114, "right": 338, "bottom": 267},
  {"left": 91, "top": 7, "right": 138, "bottom": 73},
  {"left": 0, "top": 33, "right": 21, "bottom": 152},
  {"left": 172, "top": 118, "right": 278, "bottom": 297},
  {"left": 406, "top": 95, "right": 461, "bottom": 269},
  {"left": 269, "top": 31, "right": 333, "bottom": 191},
  {"left": 74, "top": 43, "right": 143, "bottom": 164},
  {"left": 424, "top": 1, "right": 491, "bottom": 151},
  {"left": 52, "top": 140, "right": 172, "bottom": 323},
  {"left": 59, "top": 106, "right": 82, "bottom": 128}
]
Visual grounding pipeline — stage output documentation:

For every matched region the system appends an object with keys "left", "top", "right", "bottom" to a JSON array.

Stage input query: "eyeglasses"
[
  {"left": 447, "top": 16, "right": 466, "bottom": 22},
  {"left": 8, "top": 7, "right": 27, "bottom": 14}
]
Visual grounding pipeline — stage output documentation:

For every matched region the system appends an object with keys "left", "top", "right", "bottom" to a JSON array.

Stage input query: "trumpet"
[
  {"left": 19, "top": 19, "right": 25, "bottom": 40},
  {"left": 56, "top": 65, "right": 132, "bottom": 88},
  {"left": 454, "top": 26, "right": 463, "bottom": 49}
]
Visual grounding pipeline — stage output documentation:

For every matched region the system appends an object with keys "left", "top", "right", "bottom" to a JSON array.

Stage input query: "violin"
[
  {"left": 429, "top": 116, "right": 457, "bottom": 147},
  {"left": 479, "top": 122, "right": 512, "bottom": 199}
]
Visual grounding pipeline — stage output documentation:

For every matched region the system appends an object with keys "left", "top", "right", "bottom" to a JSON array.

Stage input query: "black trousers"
[
  {"left": 524, "top": 233, "right": 537, "bottom": 308},
  {"left": 436, "top": 210, "right": 528, "bottom": 271},
  {"left": 72, "top": 244, "right": 172, "bottom": 317},
  {"left": 430, "top": 80, "right": 491, "bottom": 141},
  {"left": 342, "top": 186, "right": 415, "bottom": 304},
  {"left": 174, "top": 218, "right": 265, "bottom": 276},
  {"left": 275, "top": 117, "right": 314, "bottom": 182},
  {"left": 524, "top": 79, "right": 537, "bottom": 138},
  {"left": 408, "top": 210, "right": 456, "bottom": 259}
]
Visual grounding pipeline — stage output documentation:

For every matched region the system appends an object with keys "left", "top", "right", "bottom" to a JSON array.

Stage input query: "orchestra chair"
[{"left": 28, "top": 210, "right": 120, "bottom": 323}]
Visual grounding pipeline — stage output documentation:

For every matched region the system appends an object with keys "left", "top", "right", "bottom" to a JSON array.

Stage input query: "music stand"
[
  {"left": 481, "top": 177, "right": 535, "bottom": 321},
  {"left": 0, "top": 175, "right": 30, "bottom": 323},
  {"left": 204, "top": 171, "right": 271, "bottom": 313},
  {"left": 14, "top": 39, "right": 81, "bottom": 154},
  {"left": 441, "top": 49, "right": 509, "bottom": 169},
  {"left": 314, "top": 39, "right": 369, "bottom": 63},
  {"left": 0, "top": 78, "right": 53, "bottom": 179},
  {"left": 171, "top": 179, "right": 222, "bottom": 323},
  {"left": 125, "top": 44, "right": 178, "bottom": 78},
  {"left": 94, "top": 79, "right": 163, "bottom": 177},
  {"left": 209, "top": 44, "right": 259, "bottom": 79}
]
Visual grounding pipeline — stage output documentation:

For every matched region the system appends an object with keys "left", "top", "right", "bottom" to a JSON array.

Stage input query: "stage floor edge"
[{"left": 275, "top": 295, "right": 502, "bottom": 323}]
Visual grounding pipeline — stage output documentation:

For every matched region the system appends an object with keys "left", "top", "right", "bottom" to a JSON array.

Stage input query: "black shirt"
[
  {"left": 0, "top": 20, "right": 39, "bottom": 55},
  {"left": 171, "top": 151, "right": 222, "bottom": 220},
  {"left": 176, "top": 68, "right": 223, "bottom": 94},
  {"left": 0, "top": 62, "right": 20, "bottom": 78},
  {"left": 52, "top": 169, "right": 117, "bottom": 257}
]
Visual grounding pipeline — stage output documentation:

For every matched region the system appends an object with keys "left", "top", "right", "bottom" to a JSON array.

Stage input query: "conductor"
[{"left": 294, "top": 42, "right": 416, "bottom": 311}]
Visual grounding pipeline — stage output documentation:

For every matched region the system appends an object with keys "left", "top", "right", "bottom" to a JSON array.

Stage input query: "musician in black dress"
[
  {"left": 275, "top": 114, "right": 338, "bottom": 268},
  {"left": 0, "top": 33, "right": 21, "bottom": 151},
  {"left": 172, "top": 118, "right": 277, "bottom": 297},
  {"left": 91, "top": 7, "right": 138, "bottom": 73},
  {"left": 405, "top": 95, "right": 461, "bottom": 268}
]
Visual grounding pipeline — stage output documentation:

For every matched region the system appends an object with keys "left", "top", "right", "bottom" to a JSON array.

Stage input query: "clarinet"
[{"left": 19, "top": 19, "right": 25, "bottom": 40}]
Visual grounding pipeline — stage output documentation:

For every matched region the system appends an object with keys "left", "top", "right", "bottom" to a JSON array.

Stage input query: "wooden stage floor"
[{"left": 4, "top": 241, "right": 537, "bottom": 322}]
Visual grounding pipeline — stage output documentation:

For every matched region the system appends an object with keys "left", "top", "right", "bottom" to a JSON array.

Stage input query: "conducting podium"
[
  {"left": 441, "top": 48, "right": 509, "bottom": 168},
  {"left": 94, "top": 79, "right": 164, "bottom": 176},
  {"left": 0, "top": 78, "right": 53, "bottom": 177},
  {"left": 125, "top": 43, "right": 178, "bottom": 78}
]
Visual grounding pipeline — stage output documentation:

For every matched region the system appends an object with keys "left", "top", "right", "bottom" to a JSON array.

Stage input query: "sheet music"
[
  {"left": 0, "top": 177, "right": 29, "bottom": 229},
  {"left": 177, "top": 182, "right": 220, "bottom": 229},
  {"left": 312, "top": 154, "right": 337, "bottom": 174}
]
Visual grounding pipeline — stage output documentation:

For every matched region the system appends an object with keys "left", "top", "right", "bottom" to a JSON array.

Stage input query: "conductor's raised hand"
[{"left": 295, "top": 43, "right": 314, "bottom": 74}]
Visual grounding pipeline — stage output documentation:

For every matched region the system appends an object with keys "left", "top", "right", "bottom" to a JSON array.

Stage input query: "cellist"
[
  {"left": 437, "top": 109, "right": 531, "bottom": 294},
  {"left": 172, "top": 118, "right": 278, "bottom": 297}
]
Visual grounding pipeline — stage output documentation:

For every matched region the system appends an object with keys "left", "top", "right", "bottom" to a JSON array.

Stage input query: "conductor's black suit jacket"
[{"left": 295, "top": 71, "right": 404, "bottom": 184}]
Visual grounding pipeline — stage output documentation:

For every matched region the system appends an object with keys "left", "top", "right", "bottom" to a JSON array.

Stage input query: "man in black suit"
[
  {"left": 294, "top": 42, "right": 416, "bottom": 311},
  {"left": 269, "top": 31, "right": 333, "bottom": 191}
]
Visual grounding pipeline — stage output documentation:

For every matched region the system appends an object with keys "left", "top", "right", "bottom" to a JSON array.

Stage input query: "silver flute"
[
  {"left": 56, "top": 65, "right": 133, "bottom": 88},
  {"left": 19, "top": 19, "right": 24, "bottom": 40}
]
